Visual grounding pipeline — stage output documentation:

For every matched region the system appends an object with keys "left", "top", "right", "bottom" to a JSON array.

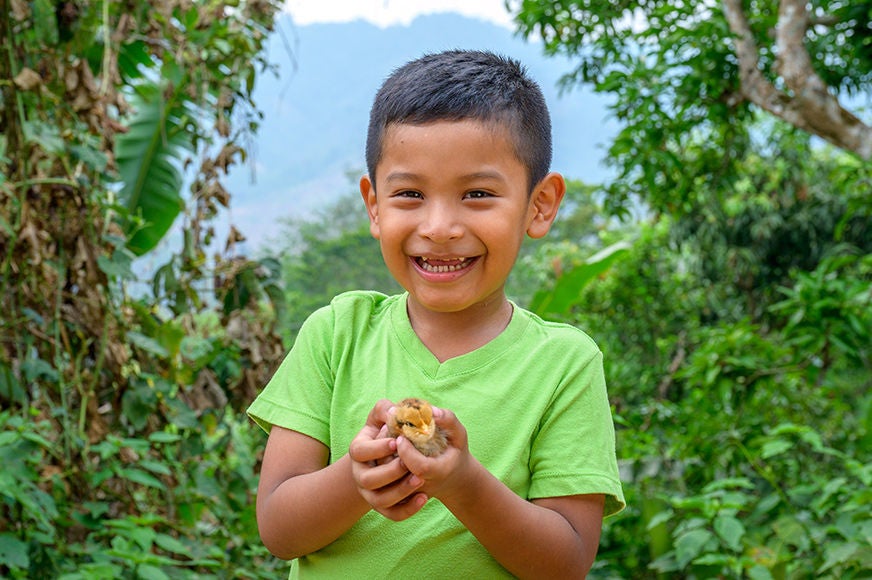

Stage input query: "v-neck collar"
[{"left": 389, "top": 293, "right": 530, "bottom": 379}]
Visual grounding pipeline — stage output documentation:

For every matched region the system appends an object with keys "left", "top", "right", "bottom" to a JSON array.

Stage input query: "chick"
[{"left": 387, "top": 398, "right": 448, "bottom": 457}]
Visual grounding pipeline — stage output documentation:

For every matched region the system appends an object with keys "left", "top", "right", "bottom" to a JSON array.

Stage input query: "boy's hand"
[
  {"left": 348, "top": 399, "right": 428, "bottom": 521},
  {"left": 394, "top": 405, "right": 473, "bottom": 503}
]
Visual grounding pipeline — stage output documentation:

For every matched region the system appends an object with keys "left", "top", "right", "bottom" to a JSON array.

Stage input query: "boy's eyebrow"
[
  {"left": 384, "top": 171, "right": 419, "bottom": 183},
  {"left": 384, "top": 170, "right": 507, "bottom": 183}
]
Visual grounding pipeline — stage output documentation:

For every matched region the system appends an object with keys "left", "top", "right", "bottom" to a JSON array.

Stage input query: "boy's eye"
[
  {"left": 395, "top": 190, "right": 422, "bottom": 199},
  {"left": 465, "top": 190, "right": 492, "bottom": 199}
]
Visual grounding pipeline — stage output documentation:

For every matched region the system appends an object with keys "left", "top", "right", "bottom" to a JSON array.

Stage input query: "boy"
[{"left": 247, "top": 50, "right": 625, "bottom": 578}]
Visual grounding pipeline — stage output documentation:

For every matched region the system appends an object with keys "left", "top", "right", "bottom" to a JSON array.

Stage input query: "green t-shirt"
[{"left": 248, "top": 291, "right": 625, "bottom": 577}]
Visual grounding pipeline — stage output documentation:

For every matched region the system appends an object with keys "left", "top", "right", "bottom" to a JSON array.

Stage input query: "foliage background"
[
  {"left": 1, "top": 0, "right": 288, "bottom": 576},
  {"left": 1, "top": 0, "right": 870, "bottom": 578}
]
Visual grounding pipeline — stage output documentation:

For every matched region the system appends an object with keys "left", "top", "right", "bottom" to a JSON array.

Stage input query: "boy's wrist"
[{"left": 433, "top": 454, "right": 485, "bottom": 511}]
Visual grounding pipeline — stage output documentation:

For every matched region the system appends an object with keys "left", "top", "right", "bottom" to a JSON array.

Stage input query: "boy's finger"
[
  {"left": 374, "top": 492, "right": 429, "bottom": 522},
  {"left": 431, "top": 405, "right": 455, "bottom": 425},
  {"left": 394, "top": 436, "right": 436, "bottom": 474},
  {"left": 358, "top": 471, "right": 427, "bottom": 517},
  {"left": 355, "top": 456, "right": 409, "bottom": 491},
  {"left": 349, "top": 433, "right": 397, "bottom": 463},
  {"left": 431, "top": 406, "right": 468, "bottom": 448},
  {"left": 365, "top": 398, "right": 395, "bottom": 428}
]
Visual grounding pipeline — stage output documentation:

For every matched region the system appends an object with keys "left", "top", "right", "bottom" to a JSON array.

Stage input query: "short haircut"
[{"left": 365, "top": 50, "right": 552, "bottom": 193}]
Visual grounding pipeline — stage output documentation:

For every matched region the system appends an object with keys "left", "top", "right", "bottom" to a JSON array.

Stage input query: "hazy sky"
[{"left": 284, "top": 0, "right": 514, "bottom": 28}]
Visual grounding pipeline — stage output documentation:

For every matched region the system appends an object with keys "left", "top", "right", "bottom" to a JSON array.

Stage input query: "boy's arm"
[
  {"left": 255, "top": 427, "right": 369, "bottom": 559},
  {"left": 256, "top": 400, "right": 426, "bottom": 559},
  {"left": 395, "top": 407, "right": 605, "bottom": 578},
  {"left": 442, "top": 459, "right": 604, "bottom": 578}
]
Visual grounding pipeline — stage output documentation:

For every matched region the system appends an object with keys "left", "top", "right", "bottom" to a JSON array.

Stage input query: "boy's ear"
[
  {"left": 526, "top": 172, "right": 566, "bottom": 239},
  {"left": 360, "top": 175, "right": 380, "bottom": 240}
]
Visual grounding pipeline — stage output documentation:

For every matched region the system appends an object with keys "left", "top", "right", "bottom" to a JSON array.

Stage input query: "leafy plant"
[
  {"left": 529, "top": 240, "right": 631, "bottom": 318},
  {"left": 116, "top": 83, "right": 198, "bottom": 256},
  {"left": 0, "top": 0, "right": 288, "bottom": 576}
]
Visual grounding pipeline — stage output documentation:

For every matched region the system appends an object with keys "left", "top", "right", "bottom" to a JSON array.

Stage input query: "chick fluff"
[{"left": 387, "top": 398, "right": 448, "bottom": 457}]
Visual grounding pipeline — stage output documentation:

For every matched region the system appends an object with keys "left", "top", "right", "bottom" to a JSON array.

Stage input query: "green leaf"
[
  {"left": 59, "top": 562, "right": 124, "bottom": 579},
  {"left": 120, "top": 467, "right": 165, "bottom": 490},
  {"left": 692, "top": 553, "right": 732, "bottom": 565},
  {"left": 118, "top": 41, "right": 154, "bottom": 81},
  {"left": 70, "top": 143, "right": 109, "bottom": 172},
  {"left": 148, "top": 431, "right": 181, "bottom": 444},
  {"left": 760, "top": 438, "right": 793, "bottom": 459},
  {"left": 0, "top": 362, "right": 24, "bottom": 404},
  {"left": 97, "top": 247, "right": 137, "bottom": 280},
  {"left": 22, "top": 357, "right": 59, "bottom": 383},
  {"left": 818, "top": 541, "right": 859, "bottom": 573},
  {"left": 156, "top": 320, "right": 186, "bottom": 359},
  {"left": 674, "top": 528, "right": 715, "bottom": 568},
  {"left": 713, "top": 515, "right": 745, "bottom": 552},
  {"left": 0, "top": 533, "right": 29, "bottom": 569},
  {"left": 31, "top": 0, "right": 58, "bottom": 45},
  {"left": 121, "top": 386, "right": 158, "bottom": 431},
  {"left": 136, "top": 564, "right": 170, "bottom": 580},
  {"left": 154, "top": 533, "right": 190, "bottom": 555},
  {"left": 180, "top": 335, "right": 214, "bottom": 366},
  {"left": 747, "top": 565, "right": 774, "bottom": 580},
  {"left": 20, "top": 430, "right": 53, "bottom": 450},
  {"left": 127, "top": 331, "right": 170, "bottom": 358},
  {"left": 129, "top": 525, "right": 157, "bottom": 551},
  {"left": 646, "top": 508, "right": 674, "bottom": 531},
  {"left": 138, "top": 459, "right": 172, "bottom": 476},
  {"left": 530, "top": 241, "right": 631, "bottom": 316},
  {"left": 702, "top": 477, "right": 755, "bottom": 492},
  {"left": 23, "top": 120, "right": 64, "bottom": 154},
  {"left": 115, "top": 83, "right": 196, "bottom": 256}
]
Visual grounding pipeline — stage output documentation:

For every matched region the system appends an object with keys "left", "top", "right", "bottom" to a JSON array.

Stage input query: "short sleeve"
[
  {"left": 246, "top": 304, "right": 336, "bottom": 446},
  {"left": 528, "top": 347, "right": 626, "bottom": 517}
]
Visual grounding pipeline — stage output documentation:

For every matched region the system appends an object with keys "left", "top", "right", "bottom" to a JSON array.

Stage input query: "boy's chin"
[{"left": 407, "top": 290, "right": 507, "bottom": 316}]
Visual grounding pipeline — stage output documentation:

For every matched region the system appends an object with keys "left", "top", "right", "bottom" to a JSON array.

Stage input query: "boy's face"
[{"left": 361, "top": 119, "right": 564, "bottom": 317}]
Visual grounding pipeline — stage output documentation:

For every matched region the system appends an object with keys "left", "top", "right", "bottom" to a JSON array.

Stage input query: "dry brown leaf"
[
  {"left": 64, "top": 65, "right": 79, "bottom": 91},
  {"left": 224, "top": 225, "right": 246, "bottom": 253},
  {"left": 186, "top": 369, "right": 228, "bottom": 411},
  {"left": 10, "top": 0, "right": 29, "bottom": 20},
  {"left": 14, "top": 68, "right": 42, "bottom": 91}
]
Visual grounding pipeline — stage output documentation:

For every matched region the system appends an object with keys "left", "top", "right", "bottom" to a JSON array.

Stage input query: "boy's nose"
[{"left": 419, "top": 204, "right": 463, "bottom": 242}]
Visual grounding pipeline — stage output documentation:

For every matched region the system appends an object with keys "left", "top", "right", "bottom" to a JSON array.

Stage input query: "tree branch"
[{"left": 721, "top": 0, "right": 872, "bottom": 159}]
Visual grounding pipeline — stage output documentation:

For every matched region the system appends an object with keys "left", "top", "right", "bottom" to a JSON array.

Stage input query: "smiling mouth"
[{"left": 415, "top": 256, "right": 476, "bottom": 273}]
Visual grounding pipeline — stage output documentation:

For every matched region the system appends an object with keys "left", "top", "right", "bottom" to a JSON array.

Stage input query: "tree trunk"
[{"left": 722, "top": 0, "right": 872, "bottom": 159}]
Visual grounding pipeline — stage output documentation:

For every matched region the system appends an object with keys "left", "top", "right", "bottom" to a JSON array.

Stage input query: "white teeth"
[{"left": 419, "top": 257, "right": 471, "bottom": 273}]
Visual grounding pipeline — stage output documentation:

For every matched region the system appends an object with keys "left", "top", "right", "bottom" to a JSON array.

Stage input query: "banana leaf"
[
  {"left": 529, "top": 240, "right": 632, "bottom": 317},
  {"left": 115, "top": 83, "right": 197, "bottom": 256}
]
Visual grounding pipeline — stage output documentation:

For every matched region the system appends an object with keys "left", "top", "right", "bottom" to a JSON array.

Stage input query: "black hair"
[{"left": 365, "top": 49, "right": 552, "bottom": 193}]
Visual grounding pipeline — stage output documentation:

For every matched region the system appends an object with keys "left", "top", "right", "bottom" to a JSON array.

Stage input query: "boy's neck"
[{"left": 406, "top": 293, "right": 513, "bottom": 363}]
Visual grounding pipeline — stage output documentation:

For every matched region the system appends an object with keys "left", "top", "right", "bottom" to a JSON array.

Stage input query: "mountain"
[{"left": 223, "top": 12, "right": 617, "bottom": 250}]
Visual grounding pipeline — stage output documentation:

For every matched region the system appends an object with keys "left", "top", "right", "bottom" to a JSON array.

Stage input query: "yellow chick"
[{"left": 387, "top": 398, "right": 448, "bottom": 457}]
